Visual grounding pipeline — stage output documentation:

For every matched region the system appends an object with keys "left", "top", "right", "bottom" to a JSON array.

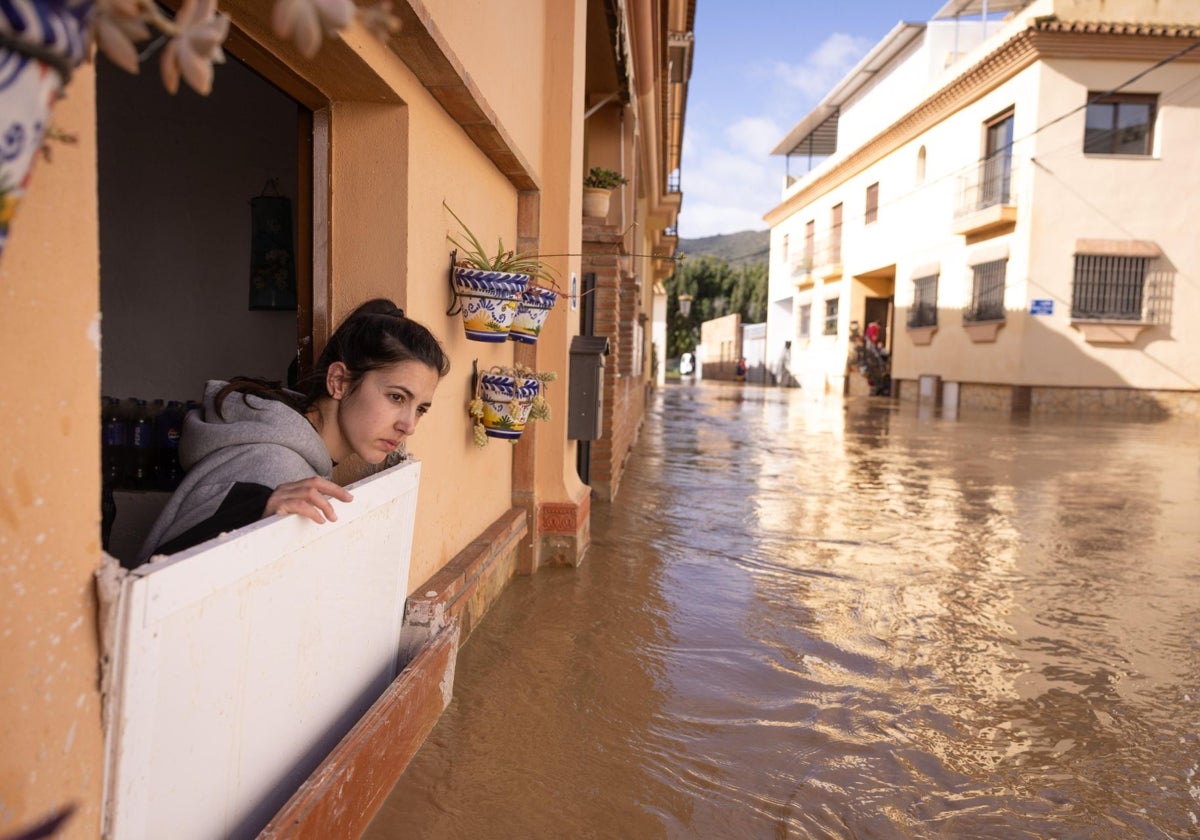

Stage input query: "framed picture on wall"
[{"left": 248, "top": 192, "right": 297, "bottom": 311}]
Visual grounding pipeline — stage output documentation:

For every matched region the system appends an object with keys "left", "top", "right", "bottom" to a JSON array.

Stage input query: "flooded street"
[{"left": 366, "top": 384, "right": 1200, "bottom": 839}]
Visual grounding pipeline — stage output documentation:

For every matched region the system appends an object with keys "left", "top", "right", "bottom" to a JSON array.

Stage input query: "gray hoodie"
[{"left": 137, "top": 381, "right": 333, "bottom": 565}]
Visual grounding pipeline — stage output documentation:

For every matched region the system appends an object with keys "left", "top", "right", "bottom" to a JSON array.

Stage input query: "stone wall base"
[
  {"left": 896, "top": 379, "right": 1200, "bottom": 419},
  {"left": 400, "top": 507, "right": 527, "bottom": 658}
]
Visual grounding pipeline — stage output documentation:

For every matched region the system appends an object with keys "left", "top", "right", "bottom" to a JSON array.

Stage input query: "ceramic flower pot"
[
  {"left": 582, "top": 187, "right": 612, "bottom": 219},
  {"left": 452, "top": 267, "right": 529, "bottom": 342},
  {"left": 510, "top": 286, "right": 559, "bottom": 344},
  {"left": 0, "top": 1, "right": 92, "bottom": 262},
  {"left": 478, "top": 373, "right": 541, "bottom": 440}
]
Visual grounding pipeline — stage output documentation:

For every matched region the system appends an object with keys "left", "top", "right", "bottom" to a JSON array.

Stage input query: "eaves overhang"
[
  {"left": 770, "top": 22, "right": 926, "bottom": 157},
  {"left": 932, "top": 0, "right": 1033, "bottom": 20}
]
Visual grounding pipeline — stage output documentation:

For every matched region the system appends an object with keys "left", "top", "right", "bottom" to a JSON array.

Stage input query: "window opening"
[
  {"left": 799, "top": 303, "right": 811, "bottom": 339},
  {"left": 1084, "top": 93, "right": 1156, "bottom": 156},
  {"left": 830, "top": 203, "right": 843, "bottom": 263},
  {"left": 97, "top": 55, "right": 313, "bottom": 564},
  {"left": 909, "top": 275, "right": 938, "bottom": 328},
  {"left": 982, "top": 110, "right": 1014, "bottom": 208},
  {"left": 865, "top": 182, "right": 879, "bottom": 224},
  {"left": 965, "top": 259, "right": 1006, "bottom": 323},
  {"left": 823, "top": 298, "right": 839, "bottom": 335},
  {"left": 1072, "top": 254, "right": 1148, "bottom": 320},
  {"left": 803, "top": 219, "right": 815, "bottom": 272}
]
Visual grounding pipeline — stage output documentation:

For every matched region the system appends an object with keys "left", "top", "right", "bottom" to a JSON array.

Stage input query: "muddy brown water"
[{"left": 366, "top": 384, "right": 1200, "bottom": 839}]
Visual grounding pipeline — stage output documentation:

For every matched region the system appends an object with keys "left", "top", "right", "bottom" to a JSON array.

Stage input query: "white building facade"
[{"left": 765, "top": 0, "right": 1200, "bottom": 417}]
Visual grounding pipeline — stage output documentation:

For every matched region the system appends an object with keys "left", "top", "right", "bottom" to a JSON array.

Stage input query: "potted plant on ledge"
[
  {"left": 445, "top": 203, "right": 560, "bottom": 343},
  {"left": 582, "top": 167, "right": 629, "bottom": 219}
]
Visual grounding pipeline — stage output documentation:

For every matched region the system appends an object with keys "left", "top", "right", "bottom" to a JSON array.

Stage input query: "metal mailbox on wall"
[{"left": 568, "top": 335, "right": 609, "bottom": 441}]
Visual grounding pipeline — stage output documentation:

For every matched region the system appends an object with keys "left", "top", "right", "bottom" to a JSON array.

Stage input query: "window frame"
[
  {"left": 823, "top": 298, "right": 839, "bottom": 335},
  {"left": 1071, "top": 253, "right": 1149, "bottom": 321},
  {"left": 864, "top": 182, "right": 879, "bottom": 225},
  {"left": 830, "top": 202, "right": 843, "bottom": 262},
  {"left": 1083, "top": 92, "right": 1157, "bottom": 156},
  {"left": 965, "top": 259, "right": 1007, "bottom": 323},
  {"left": 908, "top": 274, "right": 938, "bottom": 328},
  {"left": 798, "top": 302, "right": 811, "bottom": 339}
]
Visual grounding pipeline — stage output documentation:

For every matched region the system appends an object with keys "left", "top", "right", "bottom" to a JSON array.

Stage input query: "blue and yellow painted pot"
[
  {"left": 510, "top": 286, "right": 559, "bottom": 344},
  {"left": 478, "top": 373, "right": 541, "bottom": 440},
  {"left": 452, "top": 267, "right": 529, "bottom": 342}
]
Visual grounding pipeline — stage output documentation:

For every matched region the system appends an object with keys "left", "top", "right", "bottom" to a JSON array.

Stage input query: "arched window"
[{"left": 916, "top": 145, "right": 927, "bottom": 184}]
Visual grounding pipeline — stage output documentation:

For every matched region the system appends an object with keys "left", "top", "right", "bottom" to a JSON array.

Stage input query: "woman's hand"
[{"left": 263, "top": 477, "right": 354, "bottom": 524}]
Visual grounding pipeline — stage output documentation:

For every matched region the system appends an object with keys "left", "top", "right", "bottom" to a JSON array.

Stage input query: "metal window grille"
[
  {"left": 823, "top": 298, "right": 838, "bottom": 335},
  {"left": 965, "top": 259, "right": 1006, "bottom": 322},
  {"left": 1072, "top": 255, "right": 1147, "bottom": 320},
  {"left": 799, "top": 303, "right": 811, "bottom": 338},
  {"left": 908, "top": 275, "right": 938, "bottom": 327}
]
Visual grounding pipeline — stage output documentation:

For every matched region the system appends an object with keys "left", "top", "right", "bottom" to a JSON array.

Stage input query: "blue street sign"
[{"left": 1030, "top": 299, "right": 1054, "bottom": 315}]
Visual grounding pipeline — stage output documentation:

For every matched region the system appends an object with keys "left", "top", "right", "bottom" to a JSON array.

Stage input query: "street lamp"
[{"left": 678, "top": 294, "right": 693, "bottom": 318}]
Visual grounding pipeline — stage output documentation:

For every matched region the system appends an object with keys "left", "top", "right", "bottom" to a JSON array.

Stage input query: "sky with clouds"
[{"left": 677, "top": 1, "right": 945, "bottom": 238}]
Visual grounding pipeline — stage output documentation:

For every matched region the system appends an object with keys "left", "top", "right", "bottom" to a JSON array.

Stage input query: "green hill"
[{"left": 678, "top": 229, "right": 769, "bottom": 269}]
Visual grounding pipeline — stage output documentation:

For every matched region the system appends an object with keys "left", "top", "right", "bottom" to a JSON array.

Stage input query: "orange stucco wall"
[
  {"left": 0, "top": 68, "right": 105, "bottom": 839},
  {"left": 530, "top": 0, "right": 589, "bottom": 509},
  {"left": 422, "top": 0, "right": 547, "bottom": 170}
]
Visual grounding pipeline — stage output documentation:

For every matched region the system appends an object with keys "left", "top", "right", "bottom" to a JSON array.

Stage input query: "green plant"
[
  {"left": 445, "top": 202, "right": 558, "bottom": 285},
  {"left": 583, "top": 167, "right": 629, "bottom": 189}
]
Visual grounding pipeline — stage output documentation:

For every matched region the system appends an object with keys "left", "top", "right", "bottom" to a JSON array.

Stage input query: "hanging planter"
[
  {"left": 510, "top": 285, "right": 560, "bottom": 344},
  {"left": 452, "top": 267, "right": 528, "bottom": 342},
  {"left": 468, "top": 365, "right": 556, "bottom": 445},
  {"left": 0, "top": 3, "right": 91, "bottom": 263},
  {"left": 445, "top": 202, "right": 559, "bottom": 343}
]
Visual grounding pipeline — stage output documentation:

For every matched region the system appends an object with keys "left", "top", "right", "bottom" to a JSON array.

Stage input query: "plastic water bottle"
[
  {"left": 156, "top": 400, "right": 185, "bottom": 489},
  {"left": 130, "top": 399, "right": 155, "bottom": 490},
  {"left": 101, "top": 397, "right": 129, "bottom": 487}
]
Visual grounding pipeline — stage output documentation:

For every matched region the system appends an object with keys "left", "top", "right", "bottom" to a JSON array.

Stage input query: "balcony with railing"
[
  {"left": 789, "top": 234, "right": 843, "bottom": 284},
  {"left": 952, "top": 157, "right": 1018, "bottom": 238}
]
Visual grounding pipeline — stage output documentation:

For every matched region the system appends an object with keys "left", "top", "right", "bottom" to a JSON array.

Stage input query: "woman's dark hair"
[{"left": 217, "top": 299, "right": 449, "bottom": 416}]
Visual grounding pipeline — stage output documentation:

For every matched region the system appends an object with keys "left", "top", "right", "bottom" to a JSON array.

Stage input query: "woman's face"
[{"left": 328, "top": 360, "right": 440, "bottom": 465}]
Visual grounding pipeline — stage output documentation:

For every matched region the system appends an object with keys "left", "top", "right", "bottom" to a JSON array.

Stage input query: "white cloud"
[
  {"left": 678, "top": 143, "right": 781, "bottom": 237},
  {"left": 775, "top": 32, "right": 872, "bottom": 99},
  {"left": 676, "top": 33, "right": 874, "bottom": 238},
  {"left": 725, "top": 116, "right": 783, "bottom": 157}
]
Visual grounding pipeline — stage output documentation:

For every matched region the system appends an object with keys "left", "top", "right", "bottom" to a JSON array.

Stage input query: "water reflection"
[{"left": 367, "top": 384, "right": 1200, "bottom": 839}]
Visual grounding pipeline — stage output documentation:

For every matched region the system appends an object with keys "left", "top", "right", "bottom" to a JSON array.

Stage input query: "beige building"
[
  {"left": 698, "top": 313, "right": 744, "bottom": 380},
  {"left": 0, "top": 1, "right": 693, "bottom": 837},
  {"left": 765, "top": 0, "right": 1200, "bottom": 417}
]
